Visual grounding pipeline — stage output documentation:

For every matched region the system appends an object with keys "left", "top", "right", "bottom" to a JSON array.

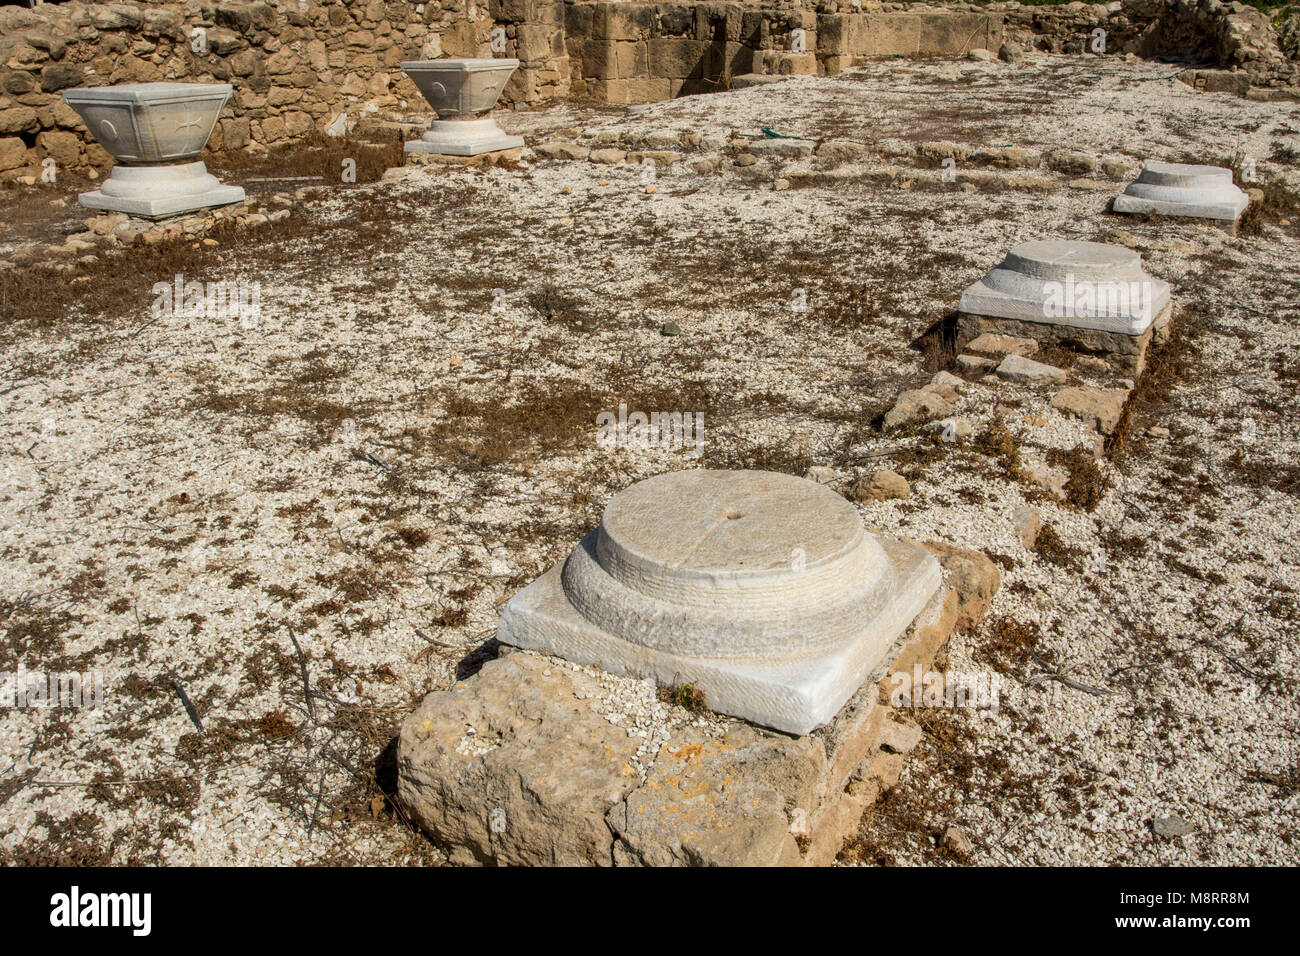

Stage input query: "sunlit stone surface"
[
  {"left": 496, "top": 470, "right": 942, "bottom": 735},
  {"left": 63, "top": 82, "right": 245, "bottom": 217},
  {"left": 959, "top": 239, "right": 1170, "bottom": 336},
  {"left": 1113, "top": 161, "right": 1249, "bottom": 222}
]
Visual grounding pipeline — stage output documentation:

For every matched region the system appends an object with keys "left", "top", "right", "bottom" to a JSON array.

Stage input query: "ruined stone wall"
[
  {"left": 564, "top": 3, "right": 811, "bottom": 101},
  {"left": 562, "top": 2, "right": 1005, "bottom": 103},
  {"left": 1123, "top": 0, "right": 1295, "bottom": 79},
  {"left": 1, "top": 0, "right": 1293, "bottom": 178},
  {"left": 0, "top": 0, "right": 571, "bottom": 177},
  {"left": 1001, "top": 0, "right": 1294, "bottom": 85},
  {"left": 560, "top": 0, "right": 1293, "bottom": 105}
]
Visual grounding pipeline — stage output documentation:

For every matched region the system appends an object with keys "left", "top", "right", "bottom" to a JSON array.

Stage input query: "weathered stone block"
[
  {"left": 36, "top": 128, "right": 80, "bottom": 166},
  {"left": 607, "top": 726, "right": 821, "bottom": 866},
  {"left": 648, "top": 37, "right": 708, "bottom": 79},
  {"left": 226, "top": 50, "right": 260, "bottom": 77},
  {"left": 40, "top": 61, "right": 84, "bottom": 93},
  {"left": 207, "top": 27, "right": 244, "bottom": 56},
  {"left": 220, "top": 115, "right": 251, "bottom": 150},
  {"left": 0, "top": 136, "right": 29, "bottom": 171},
  {"left": 516, "top": 25, "right": 564, "bottom": 62},
  {"left": 1051, "top": 386, "right": 1132, "bottom": 435},
  {"left": 137, "top": 9, "right": 181, "bottom": 38},
  {"left": 591, "top": 76, "right": 674, "bottom": 104},
  {"left": 398, "top": 654, "right": 644, "bottom": 866},
  {"left": 595, "top": 3, "right": 655, "bottom": 41},
  {"left": 957, "top": 306, "right": 1167, "bottom": 378},
  {"left": 0, "top": 106, "right": 39, "bottom": 134},
  {"left": 583, "top": 40, "right": 647, "bottom": 80},
  {"left": 847, "top": 12, "right": 1003, "bottom": 57},
  {"left": 92, "top": 4, "right": 144, "bottom": 31}
]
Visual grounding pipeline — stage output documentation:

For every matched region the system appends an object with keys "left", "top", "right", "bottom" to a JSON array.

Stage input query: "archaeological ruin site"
[{"left": 0, "top": 0, "right": 1297, "bottom": 877}]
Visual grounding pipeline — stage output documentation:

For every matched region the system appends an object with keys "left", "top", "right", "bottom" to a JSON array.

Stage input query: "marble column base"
[
  {"left": 78, "top": 161, "right": 245, "bottom": 218},
  {"left": 405, "top": 116, "right": 524, "bottom": 157},
  {"left": 1113, "top": 161, "right": 1249, "bottom": 223}
]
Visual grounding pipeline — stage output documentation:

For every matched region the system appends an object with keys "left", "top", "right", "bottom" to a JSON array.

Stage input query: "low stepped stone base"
[
  {"left": 397, "top": 543, "right": 998, "bottom": 867},
  {"left": 1113, "top": 161, "right": 1250, "bottom": 226},
  {"left": 78, "top": 169, "right": 245, "bottom": 219},
  {"left": 957, "top": 240, "right": 1173, "bottom": 377},
  {"left": 404, "top": 117, "right": 525, "bottom": 157},
  {"left": 496, "top": 470, "right": 941, "bottom": 735}
]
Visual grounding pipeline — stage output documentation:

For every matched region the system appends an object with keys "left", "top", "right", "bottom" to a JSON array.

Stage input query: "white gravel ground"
[{"left": 1, "top": 53, "right": 1297, "bottom": 865}]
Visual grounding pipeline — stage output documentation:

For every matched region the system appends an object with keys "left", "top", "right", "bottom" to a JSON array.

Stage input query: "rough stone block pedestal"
[
  {"left": 397, "top": 542, "right": 995, "bottom": 866},
  {"left": 957, "top": 240, "right": 1172, "bottom": 377},
  {"left": 957, "top": 307, "right": 1171, "bottom": 377},
  {"left": 396, "top": 468, "right": 1001, "bottom": 866}
]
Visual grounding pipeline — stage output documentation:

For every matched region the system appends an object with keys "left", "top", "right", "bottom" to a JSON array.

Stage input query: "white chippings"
[
  {"left": 558, "top": 654, "right": 729, "bottom": 784},
  {"left": 1, "top": 54, "right": 1298, "bottom": 865}
]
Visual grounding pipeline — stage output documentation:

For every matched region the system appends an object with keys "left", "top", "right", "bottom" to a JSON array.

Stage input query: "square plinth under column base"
[
  {"left": 78, "top": 184, "right": 245, "bottom": 219},
  {"left": 956, "top": 303, "right": 1172, "bottom": 378},
  {"left": 405, "top": 133, "right": 524, "bottom": 157},
  {"left": 496, "top": 533, "right": 942, "bottom": 736},
  {"left": 1112, "top": 193, "right": 1248, "bottom": 225}
]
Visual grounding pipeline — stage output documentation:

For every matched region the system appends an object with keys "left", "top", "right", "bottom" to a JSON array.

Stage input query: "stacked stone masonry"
[{"left": 1, "top": 0, "right": 1294, "bottom": 176}]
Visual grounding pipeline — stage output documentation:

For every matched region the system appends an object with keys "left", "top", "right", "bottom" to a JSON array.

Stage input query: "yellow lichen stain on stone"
[
  {"left": 674, "top": 743, "right": 704, "bottom": 764},
  {"left": 679, "top": 780, "right": 711, "bottom": 799}
]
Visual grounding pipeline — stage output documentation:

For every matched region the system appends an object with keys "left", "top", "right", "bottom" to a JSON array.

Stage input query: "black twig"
[
  {"left": 171, "top": 679, "right": 204, "bottom": 734},
  {"left": 287, "top": 627, "right": 316, "bottom": 720},
  {"left": 305, "top": 769, "right": 328, "bottom": 838}
]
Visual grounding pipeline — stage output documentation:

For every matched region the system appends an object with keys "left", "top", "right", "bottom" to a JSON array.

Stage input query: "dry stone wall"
[
  {"left": 1, "top": 0, "right": 1294, "bottom": 177},
  {"left": 0, "top": 0, "right": 570, "bottom": 177}
]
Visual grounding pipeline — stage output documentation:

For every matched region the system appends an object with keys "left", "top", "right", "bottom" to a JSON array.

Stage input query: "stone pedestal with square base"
[
  {"left": 1113, "top": 161, "right": 1249, "bottom": 224},
  {"left": 957, "top": 240, "right": 1172, "bottom": 376},
  {"left": 396, "top": 533, "right": 999, "bottom": 866},
  {"left": 402, "top": 58, "right": 524, "bottom": 157},
  {"left": 62, "top": 82, "right": 245, "bottom": 218},
  {"left": 496, "top": 469, "right": 942, "bottom": 736}
]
